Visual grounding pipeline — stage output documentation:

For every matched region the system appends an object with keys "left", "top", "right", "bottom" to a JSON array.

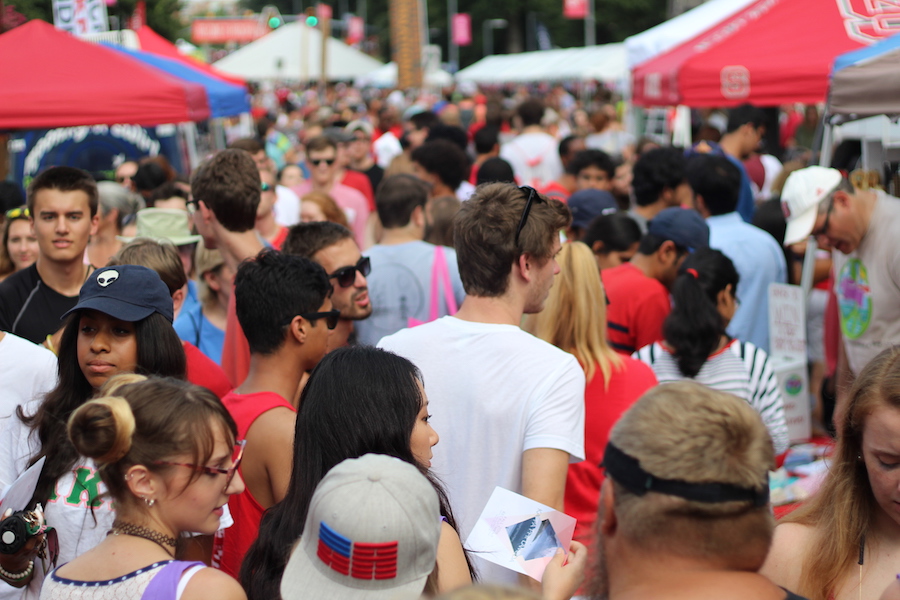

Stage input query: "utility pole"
[{"left": 585, "top": 0, "right": 595, "bottom": 46}]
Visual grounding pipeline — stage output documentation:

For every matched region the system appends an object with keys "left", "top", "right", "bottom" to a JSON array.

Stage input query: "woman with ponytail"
[
  {"left": 0, "top": 265, "right": 186, "bottom": 597},
  {"left": 633, "top": 248, "right": 790, "bottom": 455},
  {"left": 40, "top": 374, "right": 245, "bottom": 599}
]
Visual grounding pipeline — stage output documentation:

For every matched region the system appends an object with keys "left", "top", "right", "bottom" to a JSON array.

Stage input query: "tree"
[{"left": 6, "top": 0, "right": 187, "bottom": 41}]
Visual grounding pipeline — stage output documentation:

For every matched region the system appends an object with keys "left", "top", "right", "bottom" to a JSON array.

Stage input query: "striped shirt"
[{"left": 634, "top": 339, "right": 790, "bottom": 455}]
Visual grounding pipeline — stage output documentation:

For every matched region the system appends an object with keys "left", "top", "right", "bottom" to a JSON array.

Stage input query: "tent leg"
[{"left": 818, "top": 122, "right": 833, "bottom": 167}]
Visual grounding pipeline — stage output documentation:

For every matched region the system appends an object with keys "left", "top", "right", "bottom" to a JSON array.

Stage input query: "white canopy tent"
[
  {"left": 624, "top": 0, "right": 755, "bottom": 67},
  {"left": 354, "top": 62, "right": 454, "bottom": 88},
  {"left": 213, "top": 22, "right": 383, "bottom": 81},
  {"left": 455, "top": 44, "right": 626, "bottom": 84}
]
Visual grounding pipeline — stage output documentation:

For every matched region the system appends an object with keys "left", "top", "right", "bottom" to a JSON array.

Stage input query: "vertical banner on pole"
[
  {"left": 562, "top": 0, "right": 586, "bottom": 19},
  {"left": 390, "top": 0, "right": 422, "bottom": 89},
  {"left": 346, "top": 15, "right": 364, "bottom": 45},
  {"left": 53, "top": 0, "right": 109, "bottom": 35},
  {"left": 129, "top": 0, "right": 145, "bottom": 30},
  {"left": 452, "top": 13, "right": 471, "bottom": 46}
]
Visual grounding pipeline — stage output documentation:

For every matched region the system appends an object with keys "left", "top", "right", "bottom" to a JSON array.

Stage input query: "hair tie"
[{"left": 686, "top": 268, "right": 699, "bottom": 279}]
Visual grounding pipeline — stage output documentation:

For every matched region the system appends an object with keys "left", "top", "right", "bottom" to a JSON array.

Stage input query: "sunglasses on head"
[
  {"left": 5, "top": 206, "right": 29, "bottom": 220},
  {"left": 329, "top": 256, "right": 371, "bottom": 287},
  {"left": 514, "top": 186, "right": 545, "bottom": 247},
  {"left": 300, "top": 309, "right": 341, "bottom": 329},
  {"left": 310, "top": 158, "right": 336, "bottom": 167}
]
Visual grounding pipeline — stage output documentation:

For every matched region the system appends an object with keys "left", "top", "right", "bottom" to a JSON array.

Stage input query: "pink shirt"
[{"left": 292, "top": 181, "right": 369, "bottom": 248}]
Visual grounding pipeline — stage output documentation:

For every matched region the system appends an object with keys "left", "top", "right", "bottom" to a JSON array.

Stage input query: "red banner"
[
  {"left": 563, "top": 0, "right": 587, "bottom": 19},
  {"left": 346, "top": 15, "right": 364, "bottom": 45},
  {"left": 129, "top": 0, "right": 145, "bottom": 29},
  {"left": 451, "top": 13, "right": 471, "bottom": 46},
  {"left": 317, "top": 3, "right": 332, "bottom": 20},
  {"left": 191, "top": 18, "right": 264, "bottom": 43}
]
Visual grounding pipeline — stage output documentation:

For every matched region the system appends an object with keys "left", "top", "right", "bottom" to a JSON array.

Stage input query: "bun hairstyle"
[{"left": 66, "top": 374, "right": 238, "bottom": 508}]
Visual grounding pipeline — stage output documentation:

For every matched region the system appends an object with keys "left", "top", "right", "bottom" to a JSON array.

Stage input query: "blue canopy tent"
[
  {"left": 105, "top": 44, "right": 251, "bottom": 118},
  {"left": 829, "top": 32, "right": 900, "bottom": 121}
]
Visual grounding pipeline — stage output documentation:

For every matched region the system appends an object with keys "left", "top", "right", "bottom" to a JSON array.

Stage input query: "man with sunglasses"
[
  {"left": 782, "top": 166, "right": 900, "bottom": 425},
  {"left": 379, "top": 183, "right": 584, "bottom": 586},
  {"left": 217, "top": 250, "right": 336, "bottom": 578},
  {"left": 602, "top": 207, "right": 710, "bottom": 355},
  {"left": 290, "top": 136, "right": 370, "bottom": 249},
  {"left": 282, "top": 221, "right": 373, "bottom": 351}
]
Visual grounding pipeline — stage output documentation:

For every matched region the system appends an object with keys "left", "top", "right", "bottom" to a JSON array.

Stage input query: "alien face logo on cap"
[{"left": 97, "top": 270, "right": 120, "bottom": 288}]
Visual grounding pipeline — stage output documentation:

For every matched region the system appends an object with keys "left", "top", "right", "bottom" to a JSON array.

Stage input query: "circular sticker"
[
  {"left": 837, "top": 258, "right": 873, "bottom": 339},
  {"left": 785, "top": 375, "right": 803, "bottom": 396}
]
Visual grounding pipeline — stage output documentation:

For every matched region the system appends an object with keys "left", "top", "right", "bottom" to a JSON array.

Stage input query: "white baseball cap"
[
  {"left": 781, "top": 166, "right": 843, "bottom": 245},
  {"left": 280, "top": 454, "right": 441, "bottom": 600}
]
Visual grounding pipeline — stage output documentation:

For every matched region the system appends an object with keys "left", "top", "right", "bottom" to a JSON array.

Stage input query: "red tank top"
[{"left": 216, "top": 391, "right": 295, "bottom": 577}]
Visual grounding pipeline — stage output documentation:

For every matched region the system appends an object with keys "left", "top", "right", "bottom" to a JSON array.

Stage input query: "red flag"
[
  {"left": 130, "top": 0, "right": 145, "bottom": 30},
  {"left": 451, "top": 13, "right": 471, "bottom": 46},
  {"left": 563, "top": 0, "right": 587, "bottom": 19}
]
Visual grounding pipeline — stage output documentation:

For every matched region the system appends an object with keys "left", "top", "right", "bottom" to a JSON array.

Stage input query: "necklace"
[{"left": 108, "top": 522, "right": 177, "bottom": 557}]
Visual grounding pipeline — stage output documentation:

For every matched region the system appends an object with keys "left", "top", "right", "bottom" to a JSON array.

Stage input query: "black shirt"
[{"left": 0, "top": 263, "right": 80, "bottom": 344}]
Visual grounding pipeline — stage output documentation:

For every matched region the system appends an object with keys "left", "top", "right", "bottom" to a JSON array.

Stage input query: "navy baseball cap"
[
  {"left": 63, "top": 265, "right": 174, "bottom": 323},
  {"left": 648, "top": 207, "right": 709, "bottom": 252},
  {"left": 568, "top": 189, "right": 618, "bottom": 230}
]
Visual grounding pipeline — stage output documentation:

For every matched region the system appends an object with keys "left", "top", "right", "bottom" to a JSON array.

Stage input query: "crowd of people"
[{"left": 0, "top": 90, "right": 898, "bottom": 600}]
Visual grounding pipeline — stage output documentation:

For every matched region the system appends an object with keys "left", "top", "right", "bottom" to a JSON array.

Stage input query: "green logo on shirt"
[{"left": 837, "top": 258, "right": 872, "bottom": 339}]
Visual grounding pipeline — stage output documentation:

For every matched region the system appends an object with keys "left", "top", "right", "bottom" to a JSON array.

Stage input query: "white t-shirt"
[
  {"left": 499, "top": 132, "right": 563, "bottom": 189},
  {"left": 378, "top": 317, "right": 585, "bottom": 584},
  {"left": 0, "top": 333, "right": 57, "bottom": 421},
  {"left": 832, "top": 192, "right": 900, "bottom": 375},
  {"left": 354, "top": 242, "right": 465, "bottom": 347},
  {"left": 273, "top": 185, "right": 301, "bottom": 227}
]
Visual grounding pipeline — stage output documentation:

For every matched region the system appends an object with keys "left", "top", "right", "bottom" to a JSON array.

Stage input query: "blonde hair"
[
  {"left": 608, "top": 382, "right": 774, "bottom": 568},
  {"left": 524, "top": 241, "right": 621, "bottom": 385},
  {"left": 782, "top": 347, "right": 900, "bottom": 600}
]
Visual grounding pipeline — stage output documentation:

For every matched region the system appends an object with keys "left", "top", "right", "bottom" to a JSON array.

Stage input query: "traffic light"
[
  {"left": 305, "top": 6, "right": 318, "bottom": 27},
  {"left": 268, "top": 15, "right": 282, "bottom": 28}
]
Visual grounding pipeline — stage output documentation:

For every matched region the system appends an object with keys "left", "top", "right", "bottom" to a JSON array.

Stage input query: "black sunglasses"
[
  {"left": 310, "top": 158, "right": 336, "bottom": 166},
  {"left": 300, "top": 309, "right": 341, "bottom": 329},
  {"left": 514, "top": 186, "right": 544, "bottom": 247},
  {"left": 329, "top": 256, "right": 371, "bottom": 288}
]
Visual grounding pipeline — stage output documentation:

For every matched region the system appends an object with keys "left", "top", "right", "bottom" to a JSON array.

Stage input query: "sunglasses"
[
  {"left": 329, "top": 256, "right": 371, "bottom": 287},
  {"left": 261, "top": 182, "right": 273, "bottom": 192},
  {"left": 310, "top": 158, "right": 336, "bottom": 167},
  {"left": 812, "top": 197, "right": 834, "bottom": 238},
  {"left": 300, "top": 309, "right": 341, "bottom": 329},
  {"left": 514, "top": 186, "right": 544, "bottom": 247},
  {"left": 154, "top": 440, "right": 246, "bottom": 491},
  {"left": 5, "top": 206, "right": 29, "bottom": 220}
]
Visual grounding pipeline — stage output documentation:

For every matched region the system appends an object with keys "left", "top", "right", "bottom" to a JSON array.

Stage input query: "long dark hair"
[
  {"left": 663, "top": 248, "right": 739, "bottom": 378},
  {"left": 19, "top": 310, "right": 186, "bottom": 508},
  {"left": 240, "top": 346, "right": 475, "bottom": 600}
]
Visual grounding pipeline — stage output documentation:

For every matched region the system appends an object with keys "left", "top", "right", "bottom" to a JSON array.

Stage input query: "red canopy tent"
[
  {"left": 632, "top": 0, "right": 900, "bottom": 107},
  {"left": 134, "top": 27, "right": 246, "bottom": 87},
  {"left": 0, "top": 20, "right": 210, "bottom": 129}
]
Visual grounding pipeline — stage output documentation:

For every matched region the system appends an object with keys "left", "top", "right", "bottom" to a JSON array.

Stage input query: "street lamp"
[{"left": 483, "top": 18, "right": 507, "bottom": 57}]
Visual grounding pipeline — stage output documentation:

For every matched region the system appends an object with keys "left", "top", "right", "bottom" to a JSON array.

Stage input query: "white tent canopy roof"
[
  {"left": 624, "top": 0, "right": 755, "bottom": 68},
  {"left": 213, "top": 22, "right": 383, "bottom": 82},
  {"left": 455, "top": 44, "right": 626, "bottom": 84},
  {"left": 354, "top": 62, "right": 453, "bottom": 88}
]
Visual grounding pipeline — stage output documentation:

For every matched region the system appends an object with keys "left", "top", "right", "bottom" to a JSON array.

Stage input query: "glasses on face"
[
  {"left": 300, "top": 309, "right": 341, "bottom": 329},
  {"left": 310, "top": 158, "right": 336, "bottom": 167},
  {"left": 261, "top": 182, "right": 273, "bottom": 192},
  {"left": 514, "top": 186, "right": 545, "bottom": 247},
  {"left": 5, "top": 206, "right": 29, "bottom": 220},
  {"left": 154, "top": 440, "right": 246, "bottom": 491},
  {"left": 329, "top": 256, "right": 371, "bottom": 287},
  {"left": 812, "top": 198, "right": 835, "bottom": 239}
]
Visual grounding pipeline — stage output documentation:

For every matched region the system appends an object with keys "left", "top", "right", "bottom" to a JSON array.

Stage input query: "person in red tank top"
[{"left": 216, "top": 250, "right": 336, "bottom": 577}]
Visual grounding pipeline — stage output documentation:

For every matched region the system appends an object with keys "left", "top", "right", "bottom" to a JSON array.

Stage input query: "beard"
[{"left": 583, "top": 537, "right": 610, "bottom": 600}]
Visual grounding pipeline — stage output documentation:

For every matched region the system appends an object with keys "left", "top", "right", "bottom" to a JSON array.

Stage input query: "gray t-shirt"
[{"left": 355, "top": 241, "right": 465, "bottom": 346}]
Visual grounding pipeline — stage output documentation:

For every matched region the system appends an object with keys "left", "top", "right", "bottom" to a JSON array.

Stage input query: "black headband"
[{"left": 602, "top": 442, "right": 769, "bottom": 508}]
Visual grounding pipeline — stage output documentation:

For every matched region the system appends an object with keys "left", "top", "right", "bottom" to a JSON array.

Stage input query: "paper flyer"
[
  {"left": 0, "top": 456, "right": 46, "bottom": 512},
  {"left": 464, "top": 486, "right": 576, "bottom": 582}
]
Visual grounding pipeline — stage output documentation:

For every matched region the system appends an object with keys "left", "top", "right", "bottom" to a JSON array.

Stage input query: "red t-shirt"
[
  {"left": 565, "top": 357, "right": 657, "bottom": 547},
  {"left": 540, "top": 180, "right": 570, "bottom": 203},
  {"left": 602, "top": 263, "right": 670, "bottom": 355},
  {"left": 183, "top": 341, "right": 232, "bottom": 398},
  {"left": 221, "top": 292, "right": 251, "bottom": 389},
  {"left": 341, "top": 169, "right": 375, "bottom": 212},
  {"left": 217, "top": 390, "right": 296, "bottom": 578},
  {"left": 270, "top": 226, "right": 288, "bottom": 250}
]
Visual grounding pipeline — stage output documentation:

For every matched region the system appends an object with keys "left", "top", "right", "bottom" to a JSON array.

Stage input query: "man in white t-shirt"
[
  {"left": 378, "top": 183, "right": 585, "bottom": 584},
  {"left": 500, "top": 99, "right": 563, "bottom": 189}
]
